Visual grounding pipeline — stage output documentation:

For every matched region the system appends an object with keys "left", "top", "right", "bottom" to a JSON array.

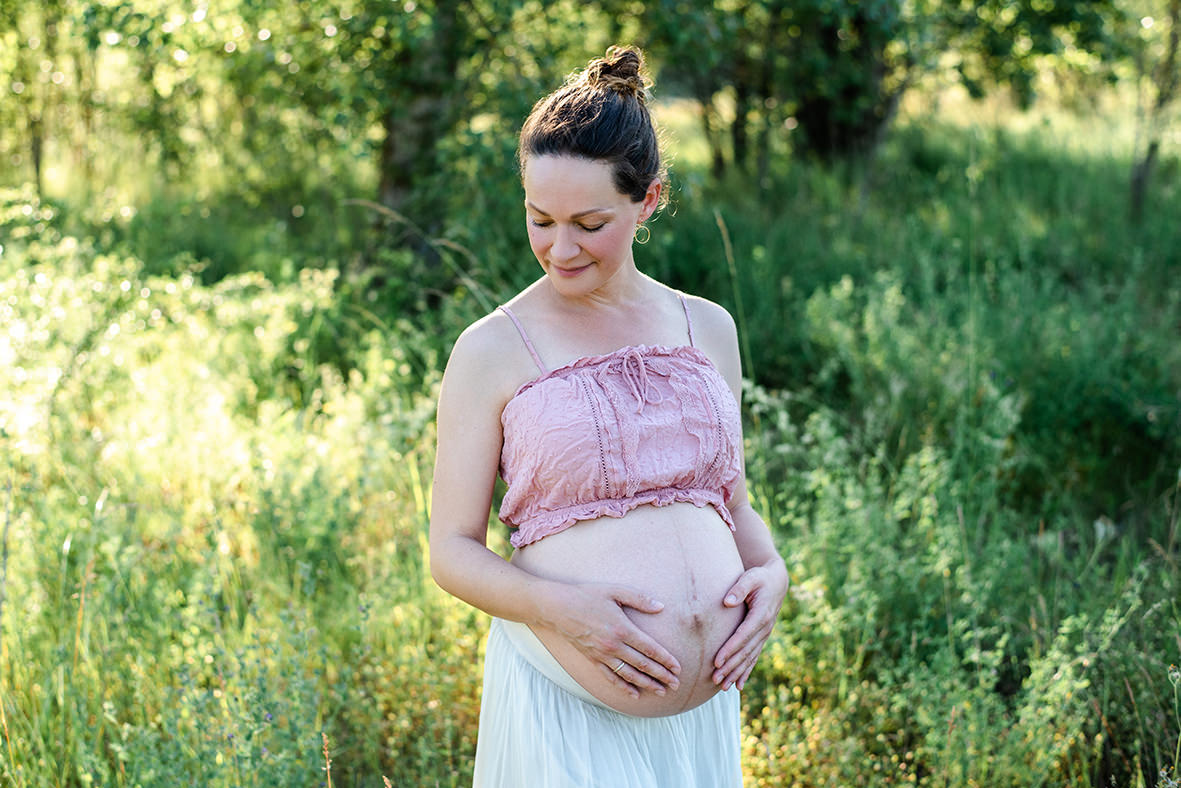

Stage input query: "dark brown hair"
[{"left": 518, "top": 46, "right": 667, "bottom": 208}]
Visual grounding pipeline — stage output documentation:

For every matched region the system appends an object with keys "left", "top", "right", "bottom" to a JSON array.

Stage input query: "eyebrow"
[{"left": 525, "top": 201, "right": 614, "bottom": 219}]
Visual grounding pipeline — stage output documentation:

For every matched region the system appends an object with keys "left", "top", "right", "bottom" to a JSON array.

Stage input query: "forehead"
[{"left": 522, "top": 155, "right": 626, "bottom": 212}]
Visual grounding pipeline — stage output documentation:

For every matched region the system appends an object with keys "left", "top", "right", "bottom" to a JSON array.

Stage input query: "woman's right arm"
[{"left": 428, "top": 320, "right": 681, "bottom": 697}]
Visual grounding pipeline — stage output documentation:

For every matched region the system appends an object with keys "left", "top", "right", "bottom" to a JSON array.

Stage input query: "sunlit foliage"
[{"left": 0, "top": 3, "right": 1179, "bottom": 786}]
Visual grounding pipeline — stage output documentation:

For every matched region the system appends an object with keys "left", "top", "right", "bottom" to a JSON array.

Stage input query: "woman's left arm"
[
  {"left": 714, "top": 497, "right": 789, "bottom": 691},
  {"left": 690, "top": 294, "right": 790, "bottom": 691}
]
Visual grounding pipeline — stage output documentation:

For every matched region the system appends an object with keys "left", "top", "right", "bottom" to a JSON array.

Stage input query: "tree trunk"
[
  {"left": 703, "top": 99, "right": 727, "bottom": 178},
  {"left": 793, "top": 9, "right": 893, "bottom": 161},
  {"left": 689, "top": 72, "right": 726, "bottom": 178},
  {"left": 38, "top": 0, "right": 62, "bottom": 197},
  {"left": 30, "top": 115, "right": 44, "bottom": 201},
  {"left": 1130, "top": 141, "right": 1159, "bottom": 224},
  {"left": 376, "top": 4, "right": 461, "bottom": 230},
  {"left": 755, "top": 5, "right": 780, "bottom": 191},
  {"left": 1130, "top": 0, "right": 1179, "bottom": 223},
  {"left": 376, "top": 106, "right": 410, "bottom": 216},
  {"left": 76, "top": 40, "right": 96, "bottom": 190},
  {"left": 731, "top": 49, "right": 752, "bottom": 173}
]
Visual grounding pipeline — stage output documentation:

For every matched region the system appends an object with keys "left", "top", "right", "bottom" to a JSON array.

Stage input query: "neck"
[{"left": 543, "top": 260, "right": 651, "bottom": 313}]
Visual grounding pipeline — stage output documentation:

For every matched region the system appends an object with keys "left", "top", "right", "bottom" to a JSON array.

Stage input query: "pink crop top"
[{"left": 497, "top": 296, "right": 743, "bottom": 548}]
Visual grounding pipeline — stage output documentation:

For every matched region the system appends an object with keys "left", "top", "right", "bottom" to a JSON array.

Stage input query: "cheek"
[
  {"left": 526, "top": 225, "right": 547, "bottom": 255},
  {"left": 597, "top": 223, "right": 634, "bottom": 253}
]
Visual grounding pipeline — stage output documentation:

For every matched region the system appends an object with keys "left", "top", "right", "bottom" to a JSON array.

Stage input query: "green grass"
[{"left": 1, "top": 93, "right": 1179, "bottom": 786}]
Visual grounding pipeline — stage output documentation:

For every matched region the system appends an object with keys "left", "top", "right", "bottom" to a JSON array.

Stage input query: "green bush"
[
  {"left": 0, "top": 201, "right": 471, "bottom": 786},
  {"left": 2, "top": 106, "right": 1179, "bottom": 787}
]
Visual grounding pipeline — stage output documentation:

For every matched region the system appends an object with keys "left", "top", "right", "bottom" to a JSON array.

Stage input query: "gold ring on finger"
[{"left": 612, "top": 660, "right": 625, "bottom": 674}]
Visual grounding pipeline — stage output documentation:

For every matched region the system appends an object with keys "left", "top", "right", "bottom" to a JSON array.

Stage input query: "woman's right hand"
[{"left": 542, "top": 581, "right": 681, "bottom": 699}]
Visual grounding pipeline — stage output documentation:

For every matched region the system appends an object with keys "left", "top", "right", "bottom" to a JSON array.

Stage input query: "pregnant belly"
[{"left": 509, "top": 501, "right": 745, "bottom": 717}]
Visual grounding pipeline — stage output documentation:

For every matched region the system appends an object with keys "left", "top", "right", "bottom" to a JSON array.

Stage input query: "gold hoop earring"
[{"left": 634, "top": 224, "right": 651, "bottom": 245}]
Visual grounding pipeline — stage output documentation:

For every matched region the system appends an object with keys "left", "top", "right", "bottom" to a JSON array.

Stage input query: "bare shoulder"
[
  {"left": 448, "top": 309, "right": 515, "bottom": 369},
  {"left": 443, "top": 308, "right": 536, "bottom": 409},
  {"left": 681, "top": 293, "right": 737, "bottom": 338},
  {"left": 680, "top": 293, "right": 742, "bottom": 396}
]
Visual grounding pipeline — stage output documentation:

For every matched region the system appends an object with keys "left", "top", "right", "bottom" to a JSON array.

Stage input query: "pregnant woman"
[{"left": 429, "top": 46, "right": 789, "bottom": 787}]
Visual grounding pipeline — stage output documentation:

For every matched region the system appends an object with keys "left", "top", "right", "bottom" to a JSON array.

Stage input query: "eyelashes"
[{"left": 529, "top": 219, "right": 606, "bottom": 233}]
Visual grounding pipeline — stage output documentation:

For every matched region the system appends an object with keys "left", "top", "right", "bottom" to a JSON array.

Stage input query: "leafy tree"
[
  {"left": 203, "top": 0, "right": 627, "bottom": 247},
  {"left": 213, "top": 0, "right": 524, "bottom": 232},
  {"left": 0, "top": 0, "right": 66, "bottom": 197},
  {"left": 0, "top": 0, "right": 236, "bottom": 196},
  {"left": 637, "top": 0, "right": 1129, "bottom": 169}
]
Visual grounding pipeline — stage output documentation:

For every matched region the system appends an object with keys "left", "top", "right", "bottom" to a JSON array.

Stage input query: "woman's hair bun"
[
  {"left": 584, "top": 46, "right": 648, "bottom": 100},
  {"left": 519, "top": 43, "right": 665, "bottom": 207}
]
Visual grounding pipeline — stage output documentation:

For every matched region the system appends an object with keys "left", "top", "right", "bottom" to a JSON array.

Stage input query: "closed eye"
[{"left": 529, "top": 219, "right": 606, "bottom": 232}]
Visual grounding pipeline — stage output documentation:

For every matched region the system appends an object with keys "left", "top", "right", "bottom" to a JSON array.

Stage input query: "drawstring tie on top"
[{"left": 612, "top": 349, "right": 668, "bottom": 413}]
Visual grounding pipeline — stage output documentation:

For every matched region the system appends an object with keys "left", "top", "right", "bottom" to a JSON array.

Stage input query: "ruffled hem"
[
  {"left": 508, "top": 343, "right": 721, "bottom": 403},
  {"left": 509, "top": 488, "right": 736, "bottom": 548}
]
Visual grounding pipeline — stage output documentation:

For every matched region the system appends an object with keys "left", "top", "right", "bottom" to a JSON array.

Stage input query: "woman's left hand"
[{"left": 712, "top": 559, "right": 789, "bottom": 691}]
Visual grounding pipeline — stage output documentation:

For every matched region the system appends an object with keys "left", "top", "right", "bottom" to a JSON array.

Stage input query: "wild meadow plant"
[
  {"left": 0, "top": 192, "right": 477, "bottom": 786},
  {"left": 1, "top": 95, "right": 1179, "bottom": 786},
  {"left": 702, "top": 110, "right": 1179, "bottom": 785}
]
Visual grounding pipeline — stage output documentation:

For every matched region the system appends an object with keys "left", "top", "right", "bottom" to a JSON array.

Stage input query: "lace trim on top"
[
  {"left": 509, "top": 487, "right": 736, "bottom": 547},
  {"left": 498, "top": 343, "right": 743, "bottom": 548}
]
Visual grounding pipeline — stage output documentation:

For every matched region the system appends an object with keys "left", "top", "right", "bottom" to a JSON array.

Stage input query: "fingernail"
[
  {"left": 652, "top": 600, "right": 664, "bottom": 610},
  {"left": 725, "top": 594, "right": 737, "bottom": 605},
  {"left": 713, "top": 672, "right": 722, "bottom": 684},
  {"left": 656, "top": 688, "right": 666, "bottom": 696}
]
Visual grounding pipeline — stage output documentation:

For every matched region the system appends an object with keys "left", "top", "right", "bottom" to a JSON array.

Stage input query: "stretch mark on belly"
[{"left": 667, "top": 523, "right": 713, "bottom": 712}]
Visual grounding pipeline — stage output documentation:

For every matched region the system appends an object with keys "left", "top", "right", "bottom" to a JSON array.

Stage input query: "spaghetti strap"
[
  {"left": 677, "top": 293, "right": 696, "bottom": 347},
  {"left": 499, "top": 306, "right": 547, "bottom": 373}
]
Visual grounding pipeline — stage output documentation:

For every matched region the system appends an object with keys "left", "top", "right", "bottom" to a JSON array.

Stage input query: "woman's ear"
[{"left": 638, "top": 178, "right": 662, "bottom": 223}]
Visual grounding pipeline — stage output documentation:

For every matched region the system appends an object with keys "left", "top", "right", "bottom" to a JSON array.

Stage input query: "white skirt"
[{"left": 473, "top": 618, "right": 743, "bottom": 787}]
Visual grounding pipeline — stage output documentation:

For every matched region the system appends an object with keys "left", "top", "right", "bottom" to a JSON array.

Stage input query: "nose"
[{"left": 549, "top": 226, "right": 580, "bottom": 263}]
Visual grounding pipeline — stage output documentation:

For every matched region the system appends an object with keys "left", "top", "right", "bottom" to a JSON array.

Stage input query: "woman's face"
[{"left": 522, "top": 155, "right": 660, "bottom": 297}]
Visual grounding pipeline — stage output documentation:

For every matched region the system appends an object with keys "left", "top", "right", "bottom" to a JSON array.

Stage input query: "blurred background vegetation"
[{"left": 1, "top": 1, "right": 1180, "bottom": 786}]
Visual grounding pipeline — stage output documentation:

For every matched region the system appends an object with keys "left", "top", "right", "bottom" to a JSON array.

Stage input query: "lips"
[{"left": 552, "top": 262, "right": 593, "bottom": 277}]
